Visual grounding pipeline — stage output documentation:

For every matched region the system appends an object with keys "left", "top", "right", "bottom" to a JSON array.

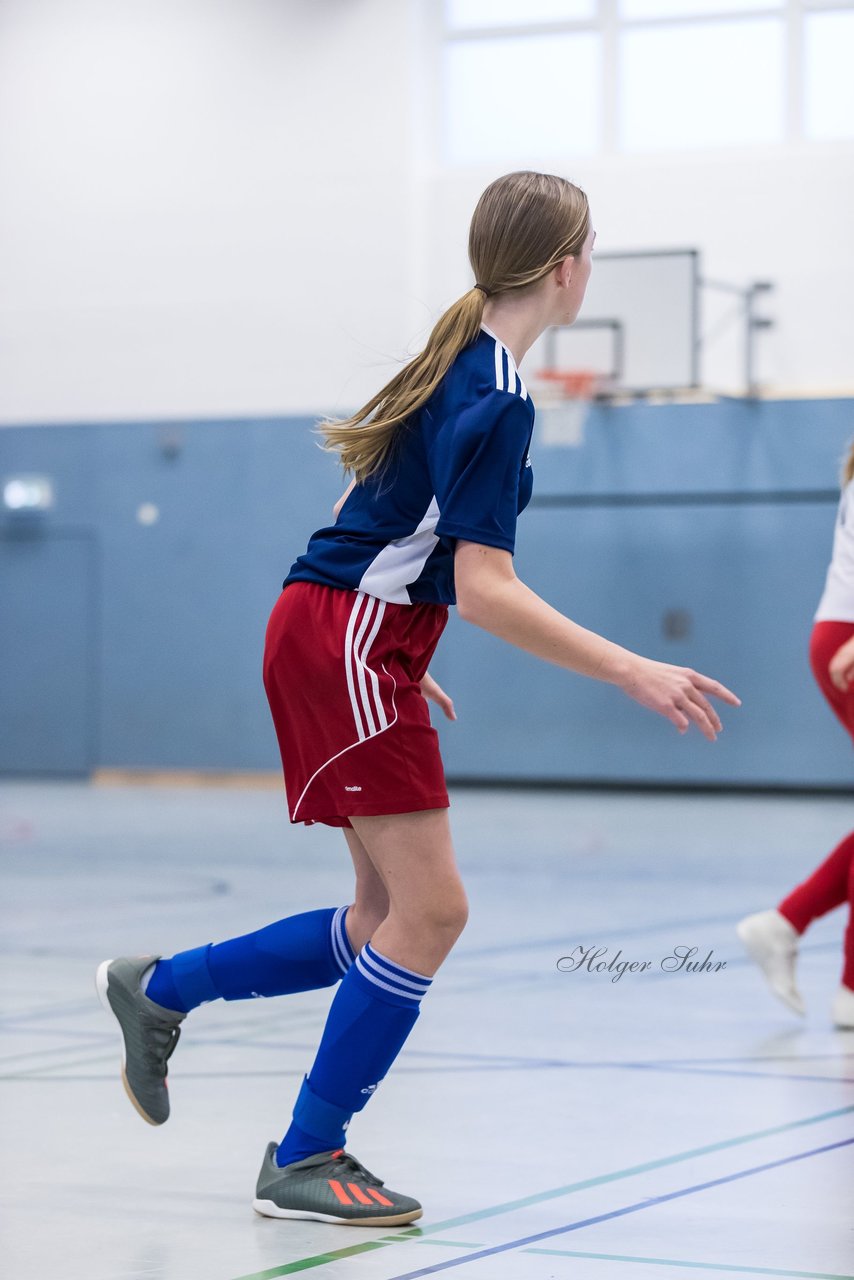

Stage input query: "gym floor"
[{"left": 1, "top": 779, "right": 852, "bottom": 1280}]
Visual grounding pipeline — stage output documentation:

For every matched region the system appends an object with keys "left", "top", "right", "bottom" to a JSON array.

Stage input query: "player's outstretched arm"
[{"left": 453, "top": 540, "right": 741, "bottom": 742}]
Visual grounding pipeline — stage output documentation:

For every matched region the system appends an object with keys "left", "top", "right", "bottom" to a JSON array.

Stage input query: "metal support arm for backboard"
[
  {"left": 539, "top": 251, "right": 774, "bottom": 400},
  {"left": 700, "top": 277, "right": 775, "bottom": 398}
]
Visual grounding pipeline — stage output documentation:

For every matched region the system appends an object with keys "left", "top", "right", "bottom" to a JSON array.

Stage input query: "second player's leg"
[
  {"left": 837, "top": 855, "right": 854, "bottom": 1026},
  {"left": 777, "top": 829, "right": 854, "bottom": 933}
]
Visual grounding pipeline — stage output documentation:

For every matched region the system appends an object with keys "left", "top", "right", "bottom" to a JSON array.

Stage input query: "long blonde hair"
[
  {"left": 843, "top": 438, "right": 854, "bottom": 486},
  {"left": 316, "top": 171, "right": 591, "bottom": 484}
]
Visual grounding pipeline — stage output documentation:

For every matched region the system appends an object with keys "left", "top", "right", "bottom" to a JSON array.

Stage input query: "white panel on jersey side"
[{"left": 357, "top": 496, "right": 441, "bottom": 605}]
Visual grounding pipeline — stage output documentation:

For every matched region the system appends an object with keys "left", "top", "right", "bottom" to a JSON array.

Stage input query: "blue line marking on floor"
[{"left": 383, "top": 1136, "right": 854, "bottom": 1280}]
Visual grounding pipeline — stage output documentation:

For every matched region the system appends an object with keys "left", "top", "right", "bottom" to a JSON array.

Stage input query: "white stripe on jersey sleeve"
[
  {"left": 503, "top": 345, "right": 529, "bottom": 401},
  {"left": 483, "top": 325, "right": 529, "bottom": 400}
]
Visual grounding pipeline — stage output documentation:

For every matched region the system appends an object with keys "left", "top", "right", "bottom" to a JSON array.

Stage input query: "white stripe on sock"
[
  {"left": 365, "top": 942, "right": 432, "bottom": 985},
  {"left": 361, "top": 945, "right": 432, "bottom": 994},
  {"left": 355, "top": 954, "right": 425, "bottom": 1003},
  {"left": 330, "top": 907, "right": 351, "bottom": 975},
  {"left": 338, "top": 908, "right": 355, "bottom": 964}
]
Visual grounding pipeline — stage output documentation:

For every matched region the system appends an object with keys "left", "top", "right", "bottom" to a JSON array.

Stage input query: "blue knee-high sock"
[
  {"left": 143, "top": 905, "right": 357, "bottom": 1013},
  {"left": 275, "top": 940, "right": 433, "bottom": 1168}
]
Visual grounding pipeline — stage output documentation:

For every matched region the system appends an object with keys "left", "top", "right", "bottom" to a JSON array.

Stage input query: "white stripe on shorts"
[
  {"left": 290, "top": 592, "right": 399, "bottom": 823},
  {"left": 344, "top": 592, "right": 388, "bottom": 740}
]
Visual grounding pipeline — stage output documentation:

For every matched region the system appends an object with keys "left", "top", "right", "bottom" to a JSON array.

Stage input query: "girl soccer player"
[
  {"left": 737, "top": 440, "right": 854, "bottom": 1029},
  {"left": 97, "top": 170, "right": 741, "bottom": 1226}
]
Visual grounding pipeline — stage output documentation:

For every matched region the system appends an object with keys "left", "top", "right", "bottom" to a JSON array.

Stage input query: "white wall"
[
  {"left": 418, "top": 146, "right": 854, "bottom": 399},
  {"left": 1, "top": 0, "right": 852, "bottom": 425},
  {"left": 0, "top": 0, "right": 416, "bottom": 423}
]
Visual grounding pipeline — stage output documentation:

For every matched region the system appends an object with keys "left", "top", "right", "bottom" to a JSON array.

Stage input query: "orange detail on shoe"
[
  {"left": 366, "top": 1187, "right": 394, "bottom": 1207},
  {"left": 327, "top": 1179, "right": 353, "bottom": 1205},
  {"left": 330, "top": 1149, "right": 344, "bottom": 1158},
  {"left": 346, "top": 1182, "right": 373, "bottom": 1205}
]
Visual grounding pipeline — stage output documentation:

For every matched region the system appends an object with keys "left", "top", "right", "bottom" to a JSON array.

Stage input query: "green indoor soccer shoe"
[
  {"left": 95, "top": 955, "right": 186, "bottom": 1125},
  {"left": 253, "top": 1143, "right": 423, "bottom": 1225}
]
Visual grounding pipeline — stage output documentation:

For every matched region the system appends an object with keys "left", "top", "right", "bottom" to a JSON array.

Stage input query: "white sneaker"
[
  {"left": 735, "top": 909, "right": 805, "bottom": 1016},
  {"left": 831, "top": 984, "right": 854, "bottom": 1029}
]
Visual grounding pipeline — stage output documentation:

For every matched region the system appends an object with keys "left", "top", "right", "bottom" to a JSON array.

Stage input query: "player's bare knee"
[
  {"left": 414, "top": 889, "right": 469, "bottom": 940},
  {"left": 445, "top": 891, "right": 470, "bottom": 938}
]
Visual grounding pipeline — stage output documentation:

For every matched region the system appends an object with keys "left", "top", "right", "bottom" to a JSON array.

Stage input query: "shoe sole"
[
  {"left": 735, "top": 923, "right": 804, "bottom": 1016},
  {"left": 252, "top": 1197, "right": 422, "bottom": 1225},
  {"left": 95, "top": 959, "right": 162, "bottom": 1127}
]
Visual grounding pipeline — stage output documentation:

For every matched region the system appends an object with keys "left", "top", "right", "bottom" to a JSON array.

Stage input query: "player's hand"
[
  {"left": 420, "top": 672, "right": 457, "bottom": 720},
  {"left": 616, "top": 655, "right": 741, "bottom": 741},
  {"left": 828, "top": 636, "right": 854, "bottom": 692}
]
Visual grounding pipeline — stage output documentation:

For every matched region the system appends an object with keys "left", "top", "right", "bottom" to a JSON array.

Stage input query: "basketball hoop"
[{"left": 530, "top": 368, "right": 601, "bottom": 447}]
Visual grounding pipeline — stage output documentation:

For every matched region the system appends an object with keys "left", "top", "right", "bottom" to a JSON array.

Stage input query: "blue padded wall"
[{"left": 0, "top": 398, "right": 852, "bottom": 786}]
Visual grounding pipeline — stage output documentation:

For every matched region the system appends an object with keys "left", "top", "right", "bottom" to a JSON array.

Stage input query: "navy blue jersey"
[{"left": 283, "top": 323, "right": 536, "bottom": 606}]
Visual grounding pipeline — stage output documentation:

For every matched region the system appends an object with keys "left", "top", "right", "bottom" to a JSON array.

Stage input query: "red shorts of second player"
[
  {"left": 263, "top": 581, "right": 451, "bottom": 827},
  {"left": 810, "top": 619, "right": 854, "bottom": 747}
]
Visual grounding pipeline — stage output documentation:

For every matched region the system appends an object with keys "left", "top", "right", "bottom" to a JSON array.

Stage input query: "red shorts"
[
  {"left": 810, "top": 620, "right": 854, "bottom": 747},
  {"left": 263, "top": 581, "right": 450, "bottom": 827}
]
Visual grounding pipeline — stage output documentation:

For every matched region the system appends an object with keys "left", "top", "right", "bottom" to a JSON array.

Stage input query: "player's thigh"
[{"left": 349, "top": 808, "right": 468, "bottom": 928}]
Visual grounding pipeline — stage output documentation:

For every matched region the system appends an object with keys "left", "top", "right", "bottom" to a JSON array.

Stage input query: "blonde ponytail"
[
  {"left": 315, "top": 287, "right": 488, "bottom": 484},
  {"left": 315, "top": 171, "right": 591, "bottom": 485}
]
